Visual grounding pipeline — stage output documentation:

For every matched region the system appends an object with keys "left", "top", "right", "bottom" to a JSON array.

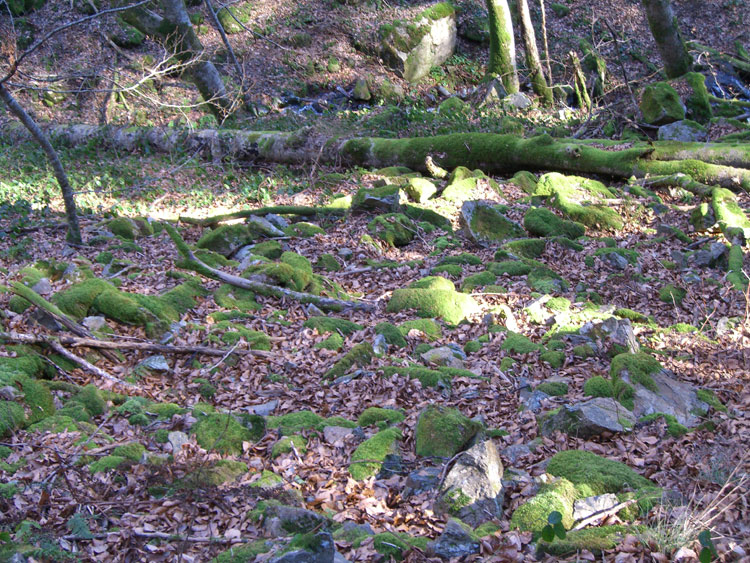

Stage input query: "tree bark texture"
[
  {"left": 3, "top": 122, "right": 749, "bottom": 191},
  {"left": 485, "top": 0, "right": 519, "bottom": 93},
  {"left": 0, "top": 84, "right": 83, "bottom": 244},
  {"left": 517, "top": 0, "right": 552, "bottom": 105},
  {"left": 641, "top": 0, "right": 692, "bottom": 78}
]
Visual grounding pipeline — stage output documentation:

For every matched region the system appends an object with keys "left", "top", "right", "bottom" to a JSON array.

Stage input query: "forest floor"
[{"left": 1, "top": 0, "right": 750, "bottom": 561}]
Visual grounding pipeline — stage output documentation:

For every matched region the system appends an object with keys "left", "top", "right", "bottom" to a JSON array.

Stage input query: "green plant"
[{"left": 541, "top": 511, "right": 566, "bottom": 542}]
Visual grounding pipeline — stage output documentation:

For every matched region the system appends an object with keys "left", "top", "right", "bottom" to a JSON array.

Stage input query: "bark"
[
  {"left": 538, "top": 0, "right": 552, "bottom": 81},
  {"left": 0, "top": 85, "right": 82, "bottom": 244},
  {"left": 641, "top": 0, "right": 692, "bottom": 78},
  {"left": 485, "top": 0, "right": 519, "bottom": 93},
  {"left": 517, "top": 0, "right": 552, "bottom": 105},
  {"left": 570, "top": 51, "right": 591, "bottom": 111},
  {"left": 122, "top": 0, "right": 231, "bottom": 118},
  {"left": 3, "top": 122, "right": 750, "bottom": 191},
  {"left": 179, "top": 205, "right": 348, "bottom": 227}
]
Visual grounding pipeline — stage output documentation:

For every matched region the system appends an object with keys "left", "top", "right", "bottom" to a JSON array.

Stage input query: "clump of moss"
[
  {"left": 524, "top": 207, "right": 586, "bottom": 239},
  {"left": 510, "top": 477, "right": 578, "bottom": 533},
  {"left": 502, "top": 332, "right": 541, "bottom": 354},
  {"left": 357, "top": 407, "right": 405, "bottom": 427},
  {"left": 535, "top": 173, "right": 623, "bottom": 230},
  {"left": 381, "top": 366, "right": 447, "bottom": 388},
  {"left": 324, "top": 342, "right": 373, "bottom": 379},
  {"left": 272, "top": 435, "right": 308, "bottom": 458},
  {"left": 538, "top": 525, "right": 631, "bottom": 556},
  {"left": 90, "top": 455, "right": 128, "bottom": 473},
  {"left": 113, "top": 442, "right": 145, "bottom": 462},
  {"left": 191, "top": 413, "right": 257, "bottom": 454},
  {"left": 614, "top": 308, "right": 650, "bottom": 323},
  {"left": 535, "top": 381, "right": 568, "bottom": 396},
  {"left": 573, "top": 344, "right": 595, "bottom": 358},
  {"left": 284, "top": 222, "right": 325, "bottom": 238},
  {"left": 546, "top": 449, "right": 655, "bottom": 495},
  {"left": 463, "top": 340, "right": 482, "bottom": 354},
  {"left": 583, "top": 376, "right": 614, "bottom": 397},
  {"left": 249, "top": 470, "right": 283, "bottom": 491},
  {"left": 349, "top": 427, "right": 402, "bottom": 480},
  {"left": 487, "top": 260, "right": 532, "bottom": 276},
  {"left": 540, "top": 350, "right": 566, "bottom": 368},
  {"left": 610, "top": 352, "right": 661, "bottom": 392},
  {"left": 414, "top": 405, "right": 482, "bottom": 458},
  {"left": 431, "top": 264, "right": 463, "bottom": 277},
  {"left": 315, "top": 253, "right": 341, "bottom": 272},
  {"left": 695, "top": 389, "right": 727, "bottom": 413},
  {"left": 304, "top": 316, "right": 363, "bottom": 335},
  {"left": 315, "top": 333, "right": 344, "bottom": 350},
  {"left": 372, "top": 531, "right": 427, "bottom": 561},
  {"left": 0, "top": 401, "right": 26, "bottom": 437},
  {"left": 639, "top": 413, "right": 688, "bottom": 437},
  {"left": 398, "top": 318, "right": 442, "bottom": 339},
  {"left": 461, "top": 271, "right": 497, "bottom": 292},
  {"left": 251, "top": 240, "right": 282, "bottom": 259},
  {"left": 659, "top": 284, "right": 687, "bottom": 305},
  {"left": 388, "top": 286, "right": 480, "bottom": 325},
  {"left": 527, "top": 267, "right": 568, "bottom": 293},
  {"left": 375, "top": 322, "right": 407, "bottom": 348},
  {"left": 504, "top": 239, "right": 547, "bottom": 259}
]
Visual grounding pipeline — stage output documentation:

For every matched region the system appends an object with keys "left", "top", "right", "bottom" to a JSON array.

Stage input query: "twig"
[
  {"left": 571, "top": 499, "right": 636, "bottom": 530},
  {"left": 45, "top": 340, "right": 137, "bottom": 389}
]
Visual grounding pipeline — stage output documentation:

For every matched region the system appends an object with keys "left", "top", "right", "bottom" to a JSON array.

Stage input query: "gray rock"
[
  {"left": 376, "top": 454, "right": 404, "bottom": 479},
  {"left": 522, "top": 390, "right": 551, "bottom": 413},
  {"left": 337, "top": 248, "right": 353, "bottom": 260},
  {"left": 601, "top": 251, "right": 630, "bottom": 271},
  {"left": 622, "top": 368, "right": 708, "bottom": 427},
  {"left": 573, "top": 493, "right": 619, "bottom": 521},
  {"left": 690, "top": 242, "right": 728, "bottom": 269},
  {"left": 500, "top": 443, "right": 532, "bottom": 465},
  {"left": 479, "top": 77, "right": 507, "bottom": 105},
  {"left": 505, "top": 92, "right": 532, "bottom": 109},
  {"left": 246, "top": 215, "right": 286, "bottom": 238},
  {"left": 459, "top": 3, "right": 489, "bottom": 43},
  {"left": 352, "top": 77, "right": 371, "bottom": 101},
  {"left": 380, "top": 10, "right": 456, "bottom": 82},
  {"left": 82, "top": 316, "right": 108, "bottom": 332},
  {"left": 323, "top": 425, "right": 356, "bottom": 445},
  {"left": 426, "top": 519, "right": 480, "bottom": 559},
  {"left": 31, "top": 277, "right": 52, "bottom": 295},
  {"left": 372, "top": 333, "right": 388, "bottom": 356},
  {"left": 138, "top": 355, "right": 170, "bottom": 372},
  {"left": 246, "top": 400, "right": 279, "bottom": 416},
  {"left": 0, "top": 386, "right": 21, "bottom": 400},
  {"left": 168, "top": 431, "right": 190, "bottom": 452},
  {"left": 421, "top": 346, "right": 464, "bottom": 369},
  {"left": 306, "top": 303, "right": 325, "bottom": 317},
  {"left": 437, "top": 438, "right": 504, "bottom": 527},
  {"left": 265, "top": 214, "right": 290, "bottom": 230},
  {"left": 403, "top": 467, "right": 441, "bottom": 497},
  {"left": 541, "top": 397, "right": 637, "bottom": 438},
  {"left": 234, "top": 245, "right": 258, "bottom": 264},
  {"left": 460, "top": 200, "right": 525, "bottom": 246},
  {"left": 580, "top": 316, "right": 639, "bottom": 354},
  {"left": 269, "top": 531, "right": 335, "bottom": 563},
  {"left": 657, "top": 120, "right": 707, "bottom": 142},
  {"left": 263, "top": 505, "right": 330, "bottom": 536}
]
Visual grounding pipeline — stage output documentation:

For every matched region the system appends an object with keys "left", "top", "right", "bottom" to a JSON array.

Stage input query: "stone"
[
  {"left": 372, "top": 333, "right": 388, "bottom": 356},
  {"left": 138, "top": 355, "right": 170, "bottom": 372},
  {"left": 460, "top": 201, "right": 525, "bottom": 246},
  {"left": 246, "top": 400, "right": 279, "bottom": 416},
  {"left": 458, "top": 2, "right": 489, "bottom": 43},
  {"left": 247, "top": 215, "right": 286, "bottom": 238},
  {"left": 265, "top": 214, "right": 290, "bottom": 230},
  {"left": 621, "top": 368, "right": 708, "bottom": 427},
  {"left": 403, "top": 466, "right": 442, "bottom": 497},
  {"left": 420, "top": 346, "right": 464, "bottom": 369},
  {"left": 505, "top": 92, "right": 532, "bottom": 109},
  {"left": 480, "top": 77, "right": 507, "bottom": 105},
  {"left": 31, "top": 277, "right": 52, "bottom": 295},
  {"left": 337, "top": 248, "right": 353, "bottom": 260},
  {"left": 376, "top": 453, "right": 404, "bottom": 478},
  {"left": 379, "top": 4, "right": 457, "bottom": 83},
  {"left": 263, "top": 505, "right": 330, "bottom": 536},
  {"left": 426, "top": 519, "right": 480, "bottom": 559},
  {"left": 168, "top": 431, "right": 190, "bottom": 452},
  {"left": 404, "top": 177, "right": 438, "bottom": 203},
  {"left": 600, "top": 251, "right": 629, "bottom": 270},
  {"left": 573, "top": 493, "right": 619, "bottom": 521},
  {"left": 82, "top": 316, "right": 108, "bottom": 332},
  {"left": 640, "top": 81, "right": 686, "bottom": 125},
  {"left": 540, "top": 397, "right": 637, "bottom": 438},
  {"left": 657, "top": 120, "right": 708, "bottom": 142},
  {"left": 691, "top": 242, "right": 728, "bottom": 269},
  {"left": 269, "top": 531, "right": 336, "bottom": 563},
  {"left": 352, "top": 77, "right": 371, "bottom": 101},
  {"left": 436, "top": 438, "right": 504, "bottom": 526},
  {"left": 580, "top": 317, "right": 639, "bottom": 354},
  {"left": 323, "top": 425, "right": 356, "bottom": 445},
  {"left": 521, "top": 389, "right": 551, "bottom": 413},
  {"left": 500, "top": 443, "right": 532, "bottom": 465},
  {"left": 351, "top": 186, "right": 406, "bottom": 213}
]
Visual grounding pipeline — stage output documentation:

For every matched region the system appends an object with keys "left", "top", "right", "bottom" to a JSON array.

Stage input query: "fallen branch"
[
  {"left": 165, "top": 225, "right": 375, "bottom": 312},
  {"left": 45, "top": 340, "right": 137, "bottom": 390},
  {"left": 571, "top": 498, "right": 637, "bottom": 530},
  {"left": 179, "top": 205, "right": 348, "bottom": 227},
  {"left": 0, "top": 331, "right": 273, "bottom": 358}
]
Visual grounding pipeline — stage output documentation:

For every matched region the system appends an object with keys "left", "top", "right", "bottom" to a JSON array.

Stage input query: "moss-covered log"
[
  {"left": 180, "top": 205, "right": 349, "bottom": 227},
  {"left": 3, "top": 123, "right": 749, "bottom": 191}
]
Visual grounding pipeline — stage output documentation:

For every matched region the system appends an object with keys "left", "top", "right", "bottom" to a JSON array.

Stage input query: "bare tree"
[
  {"left": 485, "top": 0, "right": 519, "bottom": 94},
  {"left": 641, "top": 0, "right": 692, "bottom": 78},
  {"left": 517, "top": 0, "right": 552, "bottom": 105}
]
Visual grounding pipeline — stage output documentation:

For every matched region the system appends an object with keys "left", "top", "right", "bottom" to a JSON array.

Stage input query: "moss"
[
  {"left": 439, "top": 253, "right": 482, "bottom": 266},
  {"left": 372, "top": 531, "right": 426, "bottom": 561},
  {"left": 414, "top": 405, "right": 482, "bottom": 458},
  {"left": 546, "top": 450, "right": 655, "bottom": 495},
  {"left": 409, "top": 276, "right": 455, "bottom": 291},
  {"left": 695, "top": 389, "right": 727, "bottom": 413},
  {"left": 535, "top": 173, "right": 622, "bottom": 230},
  {"left": 0, "top": 401, "right": 26, "bottom": 437},
  {"left": 284, "top": 222, "right": 325, "bottom": 238},
  {"left": 583, "top": 376, "right": 614, "bottom": 397},
  {"left": 504, "top": 239, "right": 547, "bottom": 259},
  {"left": 89, "top": 455, "right": 128, "bottom": 473},
  {"left": 610, "top": 352, "right": 661, "bottom": 392},
  {"left": 466, "top": 203, "right": 525, "bottom": 242},
  {"left": 727, "top": 244, "right": 749, "bottom": 290},
  {"left": 194, "top": 378, "right": 216, "bottom": 399},
  {"left": 502, "top": 332, "right": 541, "bottom": 354},
  {"left": 214, "top": 285, "right": 261, "bottom": 311},
  {"left": 639, "top": 413, "right": 688, "bottom": 437},
  {"left": 266, "top": 410, "right": 324, "bottom": 435},
  {"left": 573, "top": 344, "right": 595, "bottom": 358},
  {"left": 594, "top": 247, "right": 640, "bottom": 265},
  {"left": 315, "top": 333, "right": 344, "bottom": 351},
  {"left": 349, "top": 426, "right": 402, "bottom": 480},
  {"left": 303, "top": 316, "right": 363, "bottom": 335},
  {"left": 431, "top": 264, "right": 462, "bottom": 277},
  {"left": 113, "top": 442, "right": 145, "bottom": 462},
  {"left": 195, "top": 224, "right": 255, "bottom": 256},
  {"left": 374, "top": 322, "right": 407, "bottom": 348},
  {"left": 539, "top": 350, "right": 566, "bottom": 368},
  {"left": 357, "top": 407, "right": 405, "bottom": 427},
  {"left": 510, "top": 478, "right": 578, "bottom": 533},
  {"left": 247, "top": 241, "right": 280, "bottom": 259},
  {"left": 332, "top": 524, "right": 373, "bottom": 547},
  {"left": 640, "top": 82, "right": 685, "bottom": 124},
  {"left": 315, "top": 253, "right": 341, "bottom": 272},
  {"left": 324, "top": 342, "right": 373, "bottom": 379},
  {"left": 536, "top": 381, "right": 568, "bottom": 396},
  {"left": 108, "top": 217, "right": 138, "bottom": 240},
  {"left": 272, "top": 435, "right": 308, "bottom": 458},
  {"left": 398, "top": 318, "right": 442, "bottom": 339},
  {"left": 538, "top": 525, "right": 631, "bottom": 556},
  {"left": 387, "top": 288, "right": 480, "bottom": 325},
  {"left": 213, "top": 323, "right": 271, "bottom": 350},
  {"left": 463, "top": 340, "right": 482, "bottom": 354},
  {"left": 72, "top": 384, "right": 106, "bottom": 417},
  {"left": 403, "top": 204, "right": 452, "bottom": 232},
  {"left": 461, "top": 271, "right": 496, "bottom": 292},
  {"left": 26, "top": 414, "right": 78, "bottom": 433},
  {"left": 487, "top": 260, "right": 531, "bottom": 277},
  {"left": 381, "top": 366, "right": 446, "bottom": 388},
  {"left": 191, "top": 413, "right": 255, "bottom": 454},
  {"left": 149, "top": 402, "right": 185, "bottom": 419},
  {"left": 52, "top": 278, "right": 112, "bottom": 319},
  {"left": 614, "top": 308, "right": 650, "bottom": 323}
]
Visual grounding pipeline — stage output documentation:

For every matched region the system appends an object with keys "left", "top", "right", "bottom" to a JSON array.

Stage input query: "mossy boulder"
[
  {"left": 283, "top": 222, "right": 325, "bottom": 238},
  {"left": 303, "top": 316, "right": 363, "bottom": 336},
  {"left": 510, "top": 477, "right": 577, "bottom": 533},
  {"left": 404, "top": 177, "right": 438, "bottom": 203},
  {"left": 357, "top": 407, "right": 405, "bottom": 427},
  {"left": 460, "top": 201, "right": 525, "bottom": 245},
  {"left": 535, "top": 173, "right": 623, "bottom": 230},
  {"left": 272, "top": 435, "right": 308, "bottom": 458},
  {"left": 640, "top": 81, "right": 686, "bottom": 125},
  {"left": 315, "top": 253, "right": 341, "bottom": 272},
  {"left": 658, "top": 283, "right": 687, "bottom": 305},
  {"left": 352, "top": 185, "right": 406, "bottom": 213},
  {"left": 191, "top": 413, "right": 261, "bottom": 454},
  {"left": 461, "top": 271, "right": 497, "bottom": 292},
  {"left": 375, "top": 322, "right": 408, "bottom": 348},
  {"left": 367, "top": 213, "right": 417, "bottom": 247},
  {"left": 501, "top": 332, "right": 541, "bottom": 354},
  {"left": 504, "top": 239, "right": 547, "bottom": 259},
  {"left": 415, "top": 405, "right": 482, "bottom": 458},
  {"left": 324, "top": 342, "right": 373, "bottom": 379},
  {"left": 524, "top": 207, "right": 586, "bottom": 239},
  {"left": 712, "top": 187, "right": 750, "bottom": 244},
  {"left": 349, "top": 426, "right": 402, "bottom": 480},
  {"left": 669, "top": 72, "right": 712, "bottom": 124},
  {"left": 387, "top": 287, "right": 480, "bottom": 325},
  {"left": 0, "top": 401, "right": 26, "bottom": 437},
  {"left": 197, "top": 217, "right": 283, "bottom": 257},
  {"left": 546, "top": 449, "right": 656, "bottom": 495}
]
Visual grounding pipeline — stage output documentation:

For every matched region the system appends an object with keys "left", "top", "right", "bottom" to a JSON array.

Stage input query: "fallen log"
[
  {"left": 165, "top": 225, "right": 375, "bottom": 312},
  {"left": 179, "top": 205, "right": 348, "bottom": 227}
]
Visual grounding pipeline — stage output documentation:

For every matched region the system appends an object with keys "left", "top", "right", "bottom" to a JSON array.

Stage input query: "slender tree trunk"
[
  {"left": 517, "top": 0, "right": 552, "bottom": 105},
  {"left": 485, "top": 0, "right": 519, "bottom": 94},
  {"left": 538, "top": 0, "right": 552, "bottom": 81},
  {"left": 0, "top": 84, "right": 82, "bottom": 244},
  {"left": 641, "top": 0, "right": 692, "bottom": 78},
  {"left": 122, "top": 0, "right": 232, "bottom": 118}
]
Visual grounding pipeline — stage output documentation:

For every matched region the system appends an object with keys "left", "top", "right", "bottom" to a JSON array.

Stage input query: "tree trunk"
[
  {"left": 0, "top": 84, "right": 82, "bottom": 244},
  {"left": 485, "top": 0, "right": 519, "bottom": 94},
  {"left": 641, "top": 0, "right": 692, "bottom": 78},
  {"left": 517, "top": 0, "right": 552, "bottom": 105},
  {"left": 122, "top": 0, "right": 232, "bottom": 118},
  {"left": 3, "top": 122, "right": 749, "bottom": 191}
]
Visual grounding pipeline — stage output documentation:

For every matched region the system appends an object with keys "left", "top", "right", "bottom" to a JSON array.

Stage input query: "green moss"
[
  {"left": 502, "top": 332, "right": 541, "bottom": 354},
  {"left": 381, "top": 366, "right": 446, "bottom": 388},
  {"left": 461, "top": 271, "right": 496, "bottom": 292},
  {"left": 304, "top": 316, "right": 363, "bottom": 335},
  {"left": 727, "top": 244, "right": 749, "bottom": 290},
  {"left": 539, "top": 350, "right": 566, "bottom": 368},
  {"left": 324, "top": 342, "right": 373, "bottom": 379},
  {"left": 191, "top": 413, "right": 256, "bottom": 454},
  {"left": 398, "top": 319, "right": 442, "bottom": 339},
  {"left": 640, "top": 82, "right": 686, "bottom": 124},
  {"left": 610, "top": 352, "right": 661, "bottom": 393},
  {"left": 284, "top": 222, "right": 325, "bottom": 238},
  {"left": 113, "top": 442, "right": 145, "bottom": 462},
  {"left": 546, "top": 450, "right": 655, "bottom": 495},
  {"left": 387, "top": 288, "right": 480, "bottom": 325},
  {"left": 409, "top": 276, "right": 455, "bottom": 291},
  {"left": 415, "top": 405, "right": 482, "bottom": 458},
  {"left": 374, "top": 322, "right": 407, "bottom": 348},
  {"left": 535, "top": 381, "right": 568, "bottom": 396},
  {"left": 266, "top": 410, "right": 324, "bottom": 435},
  {"left": 487, "top": 260, "right": 532, "bottom": 276},
  {"left": 0, "top": 401, "right": 26, "bottom": 437},
  {"left": 52, "top": 278, "right": 112, "bottom": 319},
  {"left": 349, "top": 427, "right": 402, "bottom": 480},
  {"left": 72, "top": 384, "right": 107, "bottom": 417},
  {"left": 639, "top": 413, "right": 688, "bottom": 437},
  {"left": 315, "top": 333, "right": 344, "bottom": 351},
  {"left": 504, "top": 239, "right": 547, "bottom": 259},
  {"left": 510, "top": 478, "right": 578, "bottom": 533},
  {"left": 439, "top": 253, "right": 482, "bottom": 266},
  {"left": 695, "top": 389, "right": 727, "bottom": 413},
  {"left": 535, "top": 173, "right": 623, "bottom": 230},
  {"left": 573, "top": 344, "right": 595, "bottom": 358},
  {"left": 583, "top": 376, "right": 614, "bottom": 397},
  {"left": 272, "top": 435, "right": 308, "bottom": 458},
  {"left": 357, "top": 407, "right": 405, "bottom": 427},
  {"left": 538, "top": 525, "right": 631, "bottom": 556},
  {"left": 251, "top": 240, "right": 282, "bottom": 259},
  {"left": 108, "top": 217, "right": 138, "bottom": 240},
  {"left": 431, "top": 264, "right": 463, "bottom": 277},
  {"left": 372, "top": 531, "right": 426, "bottom": 561},
  {"left": 466, "top": 203, "right": 525, "bottom": 242},
  {"left": 89, "top": 455, "right": 128, "bottom": 473},
  {"left": 614, "top": 308, "right": 650, "bottom": 323},
  {"left": 315, "top": 253, "right": 341, "bottom": 272},
  {"left": 214, "top": 285, "right": 261, "bottom": 311},
  {"left": 712, "top": 187, "right": 750, "bottom": 242},
  {"left": 463, "top": 340, "right": 482, "bottom": 354}
]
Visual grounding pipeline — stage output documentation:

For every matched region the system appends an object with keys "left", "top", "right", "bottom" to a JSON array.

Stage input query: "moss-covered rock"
[
  {"left": 113, "top": 442, "right": 145, "bottom": 462},
  {"left": 284, "top": 222, "right": 325, "bottom": 238},
  {"left": 415, "top": 405, "right": 482, "bottom": 458},
  {"left": 272, "top": 435, "right": 308, "bottom": 458},
  {"left": 374, "top": 322, "right": 407, "bottom": 348},
  {"left": 535, "top": 173, "right": 623, "bottom": 230},
  {"left": 583, "top": 375, "right": 614, "bottom": 397},
  {"left": 387, "top": 287, "right": 479, "bottom": 325},
  {"left": 510, "top": 477, "right": 577, "bottom": 533},
  {"left": 537, "top": 525, "right": 631, "bottom": 556},
  {"left": 251, "top": 240, "right": 283, "bottom": 259},
  {"left": 357, "top": 407, "right": 405, "bottom": 427},
  {"left": 0, "top": 401, "right": 26, "bottom": 437},
  {"left": 712, "top": 187, "right": 750, "bottom": 243},
  {"left": 367, "top": 213, "right": 417, "bottom": 247},
  {"left": 460, "top": 201, "right": 525, "bottom": 245},
  {"left": 640, "top": 81, "right": 686, "bottom": 125},
  {"left": 372, "top": 531, "right": 427, "bottom": 561},
  {"left": 510, "top": 170, "right": 538, "bottom": 193},
  {"left": 547, "top": 450, "right": 655, "bottom": 495},
  {"left": 487, "top": 260, "right": 532, "bottom": 276},
  {"left": 524, "top": 207, "right": 586, "bottom": 239},
  {"left": 461, "top": 271, "right": 497, "bottom": 292},
  {"left": 315, "top": 253, "right": 341, "bottom": 272},
  {"left": 191, "top": 413, "right": 258, "bottom": 454},
  {"left": 658, "top": 283, "right": 687, "bottom": 305},
  {"left": 352, "top": 185, "right": 405, "bottom": 213},
  {"left": 89, "top": 455, "right": 128, "bottom": 473},
  {"left": 527, "top": 267, "right": 568, "bottom": 293},
  {"left": 404, "top": 177, "right": 438, "bottom": 203},
  {"left": 398, "top": 318, "right": 442, "bottom": 339},
  {"left": 304, "top": 316, "right": 363, "bottom": 335},
  {"left": 349, "top": 427, "right": 402, "bottom": 480},
  {"left": 324, "top": 342, "right": 373, "bottom": 379},
  {"left": 501, "top": 332, "right": 541, "bottom": 354}
]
